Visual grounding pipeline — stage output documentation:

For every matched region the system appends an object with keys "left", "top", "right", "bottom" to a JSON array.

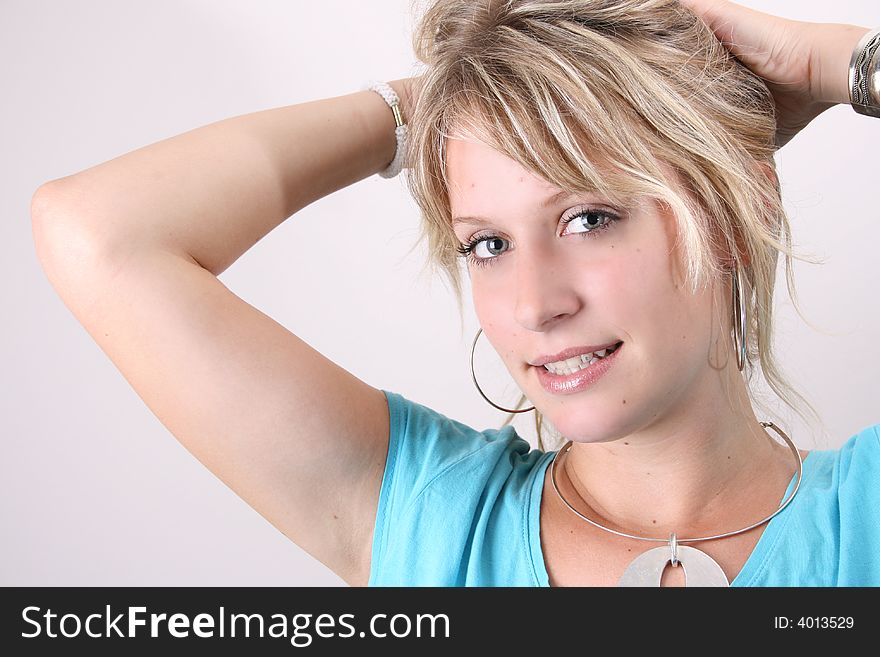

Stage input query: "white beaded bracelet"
[{"left": 363, "top": 80, "right": 408, "bottom": 178}]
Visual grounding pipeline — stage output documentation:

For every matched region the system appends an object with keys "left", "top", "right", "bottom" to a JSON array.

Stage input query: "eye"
[
  {"left": 561, "top": 208, "right": 616, "bottom": 235},
  {"left": 455, "top": 206, "right": 621, "bottom": 269},
  {"left": 461, "top": 236, "right": 507, "bottom": 263}
]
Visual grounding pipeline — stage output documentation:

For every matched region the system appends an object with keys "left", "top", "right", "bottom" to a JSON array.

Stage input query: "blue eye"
[{"left": 455, "top": 207, "right": 620, "bottom": 269}]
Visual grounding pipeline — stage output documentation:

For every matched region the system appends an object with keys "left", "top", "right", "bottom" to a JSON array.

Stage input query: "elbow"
[
  {"left": 31, "top": 182, "right": 58, "bottom": 228},
  {"left": 31, "top": 183, "right": 66, "bottom": 268},
  {"left": 30, "top": 181, "right": 109, "bottom": 291},
  {"left": 30, "top": 179, "right": 81, "bottom": 244},
  {"left": 31, "top": 181, "right": 79, "bottom": 267}
]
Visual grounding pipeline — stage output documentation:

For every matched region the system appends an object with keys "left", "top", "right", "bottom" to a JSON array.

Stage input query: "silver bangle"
[{"left": 849, "top": 27, "right": 880, "bottom": 118}]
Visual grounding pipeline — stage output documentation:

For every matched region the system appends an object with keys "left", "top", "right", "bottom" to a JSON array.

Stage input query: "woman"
[{"left": 31, "top": 0, "right": 879, "bottom": 586}]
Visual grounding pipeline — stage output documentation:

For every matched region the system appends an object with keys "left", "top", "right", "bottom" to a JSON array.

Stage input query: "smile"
[
  {"left": 542, "top": 341, "right": 622, "bottom": 374},
  {"left": 534, "top": 341, "right": 623, "bottom": 395}
]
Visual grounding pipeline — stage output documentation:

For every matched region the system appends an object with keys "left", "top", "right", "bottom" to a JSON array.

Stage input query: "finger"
[{"left": 677, "top": 0, "right": 790, "bottom": 66}]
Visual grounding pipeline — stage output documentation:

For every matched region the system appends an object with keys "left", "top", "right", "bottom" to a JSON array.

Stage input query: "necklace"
[{"left": 549, "top": 422, "right": 804, "bottom": 587}]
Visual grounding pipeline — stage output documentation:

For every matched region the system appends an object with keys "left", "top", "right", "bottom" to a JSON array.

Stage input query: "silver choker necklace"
[{"left": 549, "top": 421, "right": 804, "bottom": 586}]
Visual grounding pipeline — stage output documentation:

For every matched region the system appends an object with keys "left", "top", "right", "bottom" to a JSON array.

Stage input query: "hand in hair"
[{"left": 679, "top": 0, "right": 872, "bottom": 148}]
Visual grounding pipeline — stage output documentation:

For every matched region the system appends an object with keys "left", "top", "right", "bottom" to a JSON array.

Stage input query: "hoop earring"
[
  {"left": 470, "top": 327, "right": 536, "bottom": 413},
  {"left": 731, "top": 265, "right": 747, "bottom": 372}
]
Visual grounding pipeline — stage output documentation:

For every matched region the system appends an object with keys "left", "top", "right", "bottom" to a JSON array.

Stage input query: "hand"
[{"left": 678, "top": 0, "right": 871, "bottom": 148}]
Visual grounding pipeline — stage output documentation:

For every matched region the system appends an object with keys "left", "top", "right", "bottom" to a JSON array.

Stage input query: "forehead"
[
  {"left": 446, "top": 137, "right": 555, "bottom": 201},
  {"left": 446, "top": 138, "right": 574, "bottom": 226}
]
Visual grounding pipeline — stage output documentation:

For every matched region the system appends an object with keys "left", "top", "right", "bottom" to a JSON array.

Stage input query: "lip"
[
  {"left": 534, "top": 342, "right": 623, "bottom": 395},
  {"left": 530, "top": 340, "right": 623, "bottom": 367}
]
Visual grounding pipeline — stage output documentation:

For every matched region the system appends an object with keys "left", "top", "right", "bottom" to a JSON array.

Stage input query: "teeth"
[{"left": 542, "top": 343, "right": 619, "bottom": 375}]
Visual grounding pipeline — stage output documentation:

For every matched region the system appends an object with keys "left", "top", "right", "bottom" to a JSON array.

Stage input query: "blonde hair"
[{"left": 402, "top": 0, "right": 825, "bottom": 451}]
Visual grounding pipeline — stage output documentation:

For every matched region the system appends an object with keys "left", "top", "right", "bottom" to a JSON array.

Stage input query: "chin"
[{"left": 541, "top": 405, "right": 626, "bottom": 445}]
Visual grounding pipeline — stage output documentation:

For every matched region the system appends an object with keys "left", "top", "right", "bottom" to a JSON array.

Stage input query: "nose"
[{"left": 513, "top": 241, "right": 581, "bottom": 331}]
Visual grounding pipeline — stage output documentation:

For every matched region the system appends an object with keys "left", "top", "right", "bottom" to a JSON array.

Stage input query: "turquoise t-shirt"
[{"left": 369, "top": 390, "right": 880, "bottom": 586}]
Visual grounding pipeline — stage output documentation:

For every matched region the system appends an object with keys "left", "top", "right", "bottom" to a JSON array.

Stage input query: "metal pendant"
[{"left": 618, "top": 534, "right": 730, "bottom": 587}]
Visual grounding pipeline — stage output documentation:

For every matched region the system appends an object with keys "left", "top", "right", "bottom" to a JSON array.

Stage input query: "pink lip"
[
  {"left": 534, "top": 342, "right": 623, "bottom": 395},
  {"left": 531, "top": 341, "right": 622, "bottom": 367}
]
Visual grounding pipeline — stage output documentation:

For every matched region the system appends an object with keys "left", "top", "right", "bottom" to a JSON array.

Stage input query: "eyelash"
[{"left": 455, "top": 207, "right": 621, "bottom": 269}]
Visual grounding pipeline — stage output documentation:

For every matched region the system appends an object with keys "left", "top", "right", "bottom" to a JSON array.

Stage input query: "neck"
[{"left": 556, "top": 367, "right": 797, "bottom": 539}]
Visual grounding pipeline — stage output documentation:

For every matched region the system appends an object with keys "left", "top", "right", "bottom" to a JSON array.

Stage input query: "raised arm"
[
  {"left": 31, "top": 78, "right": 415, "bottom": 586},
  {"left": 679, "top": 0, "right": 874, "bottom": 148},
  {"left": 32, "top": 79, "right": 414, "bottom": 274}
]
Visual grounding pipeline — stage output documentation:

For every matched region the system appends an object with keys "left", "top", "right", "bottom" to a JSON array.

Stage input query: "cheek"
[
  {"left": 470, "top": 293, "right": 516, "bottom": 355},
  {"left": 471, "top": 286, "right": 498, "bottom": 330},
  {"left": 600, "top": 254, "right": 662, "bottom": 318},
  {"left": 607, "top": 248, "right": 708, "bottom": 348}
]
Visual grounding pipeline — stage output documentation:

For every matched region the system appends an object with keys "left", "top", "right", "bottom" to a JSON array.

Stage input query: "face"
[{"left": 447, "top": 137, "right": 733, "bottom": 444}]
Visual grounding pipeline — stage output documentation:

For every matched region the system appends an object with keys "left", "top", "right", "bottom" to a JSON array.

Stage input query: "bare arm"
[
  {"left": 33, "top": 79, "right": 413, "bottom": 275},
  {"left": 31, "top": 78, "right": 415, "bottom": 586}
]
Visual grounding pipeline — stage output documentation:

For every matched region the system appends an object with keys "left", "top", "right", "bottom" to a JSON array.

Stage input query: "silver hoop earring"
[
  {"left": 731, "top": 265, "right": 747, "bottom": 372},
  {"left": 470, "top": 327, "right": 536, "bottom": 413}
]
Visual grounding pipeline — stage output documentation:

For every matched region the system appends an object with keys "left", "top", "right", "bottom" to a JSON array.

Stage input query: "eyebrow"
[{"left": 451, "top": 189, "right": 579, "bottom": 227}]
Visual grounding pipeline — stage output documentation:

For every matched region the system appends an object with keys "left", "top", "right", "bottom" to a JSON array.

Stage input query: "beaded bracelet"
[{"left": 363, "top": 80, "right": 409, "bottom": 178}]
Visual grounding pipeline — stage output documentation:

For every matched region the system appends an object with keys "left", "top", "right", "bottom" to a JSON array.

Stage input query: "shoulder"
[
  {"left": 381, "top": 389, "right": 544, "bottom": 486},
  {"left": 805, "top": 422, "right": 880, "bottom": 496},
  {"left": 370, "top": 390, "right": 550, "bottom": 586},
  {"left": 833, "top": 421, "right": 880, "bottom": 481},
  {"left": 743, "top": 422, "right": 880, "bottom": 586}
]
